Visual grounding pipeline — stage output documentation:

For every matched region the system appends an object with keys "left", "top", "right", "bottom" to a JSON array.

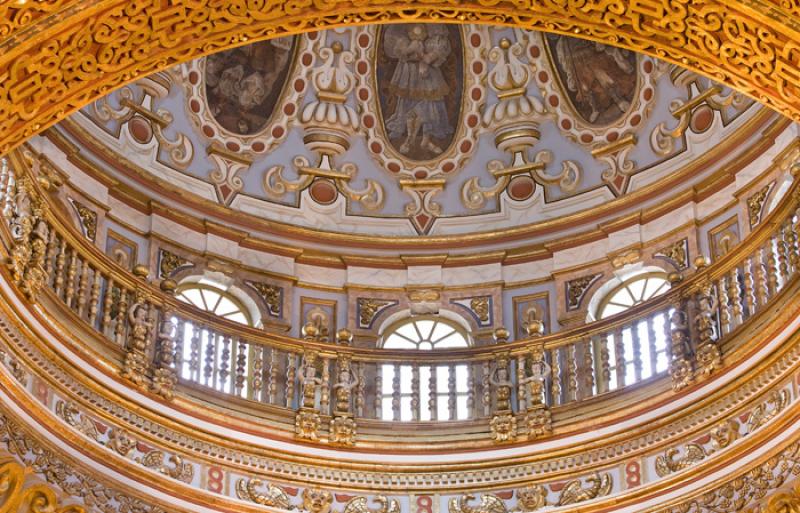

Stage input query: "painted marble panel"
[
  {"left": 377, "top": 24, "right": 463, "bottom": 161},
  {"left": 204, "top": 36, "right": 295, "bottom": 135},
  {"left": 546, "top": 35, "right": 637, "bottom": 126}
]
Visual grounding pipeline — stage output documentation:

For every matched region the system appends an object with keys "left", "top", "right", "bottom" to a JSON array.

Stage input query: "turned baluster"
[
  {"left": 44, "top": 231, "right": 58, "bottom": 286},
  {"left": 631, "top": 322, "right": 643, "bottom": 383},
  {"left": 88, "top": 268, "right": 101, "bottom": 328},
  {"left": 320, "top": 356, "right": 331, "bottom": 415},
  {"left": 517, "top": 355, "right": 527, "bottom": 411},
  {"left": 778, "top": 224, "right": 791, "bottom": 287},
  {"left": 64, "top": 247, "right": 78, "bottom": 308},
  {"left": 646, "top": 315, "right": 658, "bottom": 377},
  {"left": 250, "top": 344, "right": 263, "bottom": 402},
  {"left": 428, "top": 365, "right": 437, "bottom": 421},
  {"left": 234, "top": 338, "right": 247, "bottom": 397},
  {"left": 550, "top": 347, "right": 562, "bottom": 405},
  {"left": 392, "top": 363, "right": 401, "bottom": 421},
  {"left": 113, "top": 286, "right": 129, "bottom": 347},
  {"left": 467, "top": 365, "right": 476, "bottom": 418},
  {"left": 101, "top": 278, "right": 115, "bottom": 338},
  {"left": 765, "top": 239, "right": 779, "bottom": 298},
  {"left": 613, "top": 327, "right": 626, "bottom": 389},
  {"left": 411, "top": 363, "right": 420, "bottom": 421},
  {"left": 566, "top": 343, "right": 578, "bottom": 402},
  {"left": 285, "top": 352, "right": 297, "bottom": 409},
  {"left": 667, "top": 273, "right": 693, "bottom": 391},
  {"left": 754, "top": 248, "right": 768, "bottom": 308},
  {"left": 728, "top": 266, "right": 743, "bottom": 328},
  {"left": 597, "top": 333, "right": 611, "bottom": 394},
  {"left": 788, "top": 215, "right": 800, "bottom": 273},
  {"left": 53, "top": 237, "right": 66, "bottom": 297},
  {"left": 447, "top": 364, "right": 457, "bottom": 420},
  {"left": 482, "top": 359, "right": 491, "bottom": 416},
  {"left": 217, "top": 334, "right": 231, "bottom": 392},
  {"left": 374, "top": 365, "right": 383, "bottom": 419},
  {"left": 581, "top": 337, "right": 595, "bottom": 398},
  {"left": 188, "top": 323, "right": 202, "bottom": 382},
  {"left": 76, "top": 259, "right": 90, "bottom": 318},
  {"left": 204, "top": 330, "right": 217, "bottom": 388},
  {"left": 717, "top": 274, "right": 731, "bottom": 336},
  {"left": 355, "top": 361, "right": 365, "bottom": 417},
  {"left": 268, "top": 348, "right": 279, "bottom": 404},
  {"left": 742, "top": 256, "right": 756, "bottom": 318},
  {"left": 173, "top": 319, "right": 186, "bottom": 379}
]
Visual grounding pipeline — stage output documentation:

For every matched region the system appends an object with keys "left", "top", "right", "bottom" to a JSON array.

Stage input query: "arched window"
[
  {"left": 379, "top": 317, "right": 471, "bottom": 422},
  {"left": 173, "top": 281, "right": 254, "bottom": 396},
  {"left": 595, "top": 272, "right": 672, "bottom": 389},
  {"left": 382, "top": 317, "right": 469, "bottom": 350},
  {"left": 176, "top": 283, "right": 251, "bottom": 325},
  {"left": 597, "top": 272, "right": 670, "bottom": 319}
]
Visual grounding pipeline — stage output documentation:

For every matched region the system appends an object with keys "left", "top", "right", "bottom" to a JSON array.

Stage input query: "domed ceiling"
[{"left": 54, "top": 23, "right": 758, "bottom": 237}]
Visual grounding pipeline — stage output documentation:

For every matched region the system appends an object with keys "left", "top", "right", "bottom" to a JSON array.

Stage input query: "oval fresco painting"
[
  {"left": 377, "top": 24, "right": 463, "bottom": 162},
  {"left": 546, "top": 34, "right": 638, "bottom": 126},
  {"left": 204, "top": 36, "right": 296, "bottom": 135}
]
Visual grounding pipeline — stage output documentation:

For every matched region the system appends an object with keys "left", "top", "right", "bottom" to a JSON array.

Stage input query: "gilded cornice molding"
[
  {"left": 51, "top": 108, "right": 785, "bottom": 251},
  {"left": 1, "top": 1, "right": 799, "bottom": 163}
]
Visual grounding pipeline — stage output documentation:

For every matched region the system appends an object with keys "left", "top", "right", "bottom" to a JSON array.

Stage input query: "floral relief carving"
[
  {"left": 157, "top": 249, "right": 192, "bottom": 279},
  {"left": 748, "top": 183, "right": 774, "bottom": 228},
  {"left": 566, "top": 274, "right": 602, "bottom": 311},
  {"left": 67, "top": 198, "right": 97, "bottom": 242},
  {"left": 247, "top": 280, "right": 283, "bottom": 317},
  {"left": 655, "top": 238, "right": 689, "bottom": 270},
  {"left": 357, "top": 298, "right": 396, "bottom": 329}
]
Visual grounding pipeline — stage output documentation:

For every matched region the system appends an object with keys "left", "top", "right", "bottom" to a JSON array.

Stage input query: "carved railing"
[{"left": 1, "top": 153, "right": 799, "bottom": 443}]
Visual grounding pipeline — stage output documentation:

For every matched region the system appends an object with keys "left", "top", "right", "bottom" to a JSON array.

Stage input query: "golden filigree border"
[{"left": 0, "top": 1, "right": 800, "bottom": 160}]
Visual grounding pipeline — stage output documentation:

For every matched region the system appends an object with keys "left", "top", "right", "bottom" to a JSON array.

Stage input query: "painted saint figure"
[
  {"left": 551, "top": 36, "right": 637, "bottom": 125},
  {"left": 383, "top": 24, "right": 454, "bottom": 158},
  {"left": 205, "top": 37, "right": 294, "bottom": 135}
]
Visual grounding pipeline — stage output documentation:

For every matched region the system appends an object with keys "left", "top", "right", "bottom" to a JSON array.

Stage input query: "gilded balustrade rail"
[{"left": 1, "top": 151, "right": 799, "bottom": 444}]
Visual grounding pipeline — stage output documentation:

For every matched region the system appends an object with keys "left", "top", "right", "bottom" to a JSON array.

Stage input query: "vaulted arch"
[{"left": 0, "top": 0, "right": 798, "bottom": 157}]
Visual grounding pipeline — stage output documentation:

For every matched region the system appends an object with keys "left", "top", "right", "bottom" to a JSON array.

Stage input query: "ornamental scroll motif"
[
  {"left": 354, "top": 24, "right": 485, "bottom": 234},
  {"left": 357, "top": 298, "right": 396, "bottom": 329},
  {"left": 566, "top": 274, "right": 602, "bottom": 311},
  {"left": 3, "top": 0, "right": 800, "bottom": 164},
  {"left": 0, "top": 458, "right": 87, "bottom": 513},
  {"left": 247, "top": 280, "right": 283, "bottom": 317},
  {"left": 528, "top": 33, "right": 658, "bottom": 196},
  {"left": 264, "top": 35, "right": 384, "bottom": 213},
  {"left": 462, "top": 31, "right": 580, "bottom": 211},
  {"left": 67, "top": 198, "right": 97, "bottom": 241}
]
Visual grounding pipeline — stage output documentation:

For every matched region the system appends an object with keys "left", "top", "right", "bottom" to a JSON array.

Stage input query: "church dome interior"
[{"left": 2, "top": 7, "right": 800, "bottom": 513}]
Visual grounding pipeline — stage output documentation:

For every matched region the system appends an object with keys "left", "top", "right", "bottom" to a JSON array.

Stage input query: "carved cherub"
[
  {"left": 299, "top": 355, "right": 322, "bottom": 409},
  {"left": 489, "top": 356, "right": 513, "bottom": 411},
  {"left": 332, "top": 360, "right": 359, "bottom": 413}
]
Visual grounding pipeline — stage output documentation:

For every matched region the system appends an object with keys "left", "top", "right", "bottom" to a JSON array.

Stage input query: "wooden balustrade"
[{"left": 1, "top": 156, "right": 800, "bottom": 439}]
